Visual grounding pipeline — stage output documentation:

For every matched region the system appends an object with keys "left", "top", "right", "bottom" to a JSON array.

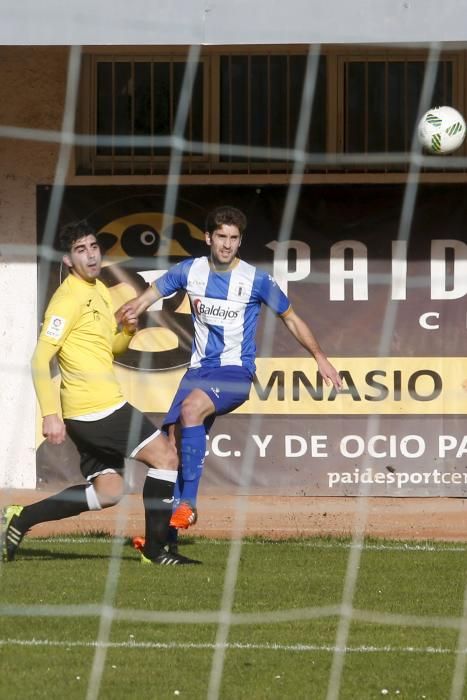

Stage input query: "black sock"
[
  {"left": 167, "top": 526, "right": 179, "bottom": 546},
  {"left": 17, "top": 484, "right": 90, "bottom": 531},
  {"left": 142, "top": 473, "right": 175, "bottom": 559}
]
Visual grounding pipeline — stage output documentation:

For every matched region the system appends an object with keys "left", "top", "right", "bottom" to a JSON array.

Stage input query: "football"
[{"left": 418, "top": 106, "right": 466, "bottom": 154}]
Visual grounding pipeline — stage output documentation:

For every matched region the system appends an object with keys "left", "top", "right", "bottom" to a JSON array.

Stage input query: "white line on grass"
[
  {"left": 31, "top": 537, "right": 467, "bottom": 553},
  {"left": 0, "top": 638, "right": 465, "bottom": 655}
]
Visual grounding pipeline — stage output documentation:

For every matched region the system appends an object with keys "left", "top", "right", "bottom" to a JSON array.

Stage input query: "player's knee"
[
  {"left": 180, "top": 396, "right": 200, "bottom": 425},
  {"left": 143, "top": 438, "right": 178, "bottom": 471},
  {"left": 99, "top": 491, "right": 123, "bottom": 508},
  {"left": 92, "top": 475, "right": 124, "bottom": 508}
]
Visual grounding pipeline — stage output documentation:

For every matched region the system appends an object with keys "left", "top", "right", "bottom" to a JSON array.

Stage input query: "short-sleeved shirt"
[
  {"left": 39, "top": 274, "right": 124, "bottom": 418},
  {"left": 155, "top": 256, "right": 291, "bottom": 374}
]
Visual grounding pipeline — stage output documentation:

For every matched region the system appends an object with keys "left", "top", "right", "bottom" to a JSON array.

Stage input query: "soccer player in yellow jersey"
[{"left": 1, "top": 220, "right": 200, "bottom": 565}]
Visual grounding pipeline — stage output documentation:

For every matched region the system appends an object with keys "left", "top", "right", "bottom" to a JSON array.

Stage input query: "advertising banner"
[{"left": 36, "top": 184, "right": 467, "bottom": 495}]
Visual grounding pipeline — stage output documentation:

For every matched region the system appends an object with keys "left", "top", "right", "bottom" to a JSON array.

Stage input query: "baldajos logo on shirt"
[{"left": 193, "top": 298, "right": 239, "bottom": 320}]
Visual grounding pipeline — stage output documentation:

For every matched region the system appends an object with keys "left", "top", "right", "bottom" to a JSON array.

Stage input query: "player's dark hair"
[
  {"left": 58, "top": 220, "right": 97, "bottom": 252},
  {"left": 205, "top": 206, "right": 247, "bottom": 236}
]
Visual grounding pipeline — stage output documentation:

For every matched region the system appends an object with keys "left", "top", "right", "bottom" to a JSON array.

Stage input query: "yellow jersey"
[{"left": 38, "top": 274, "right": 125, "bottom": 418}]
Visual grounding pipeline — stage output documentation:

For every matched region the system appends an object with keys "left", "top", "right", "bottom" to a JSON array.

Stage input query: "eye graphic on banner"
[{"left": 97, "top": 212, "right": 205, "bottom": 371}]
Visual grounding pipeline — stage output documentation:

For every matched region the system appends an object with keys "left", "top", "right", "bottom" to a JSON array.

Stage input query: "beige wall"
[{"left": 0, "top": 47, "right": 69, "bottom": 487}]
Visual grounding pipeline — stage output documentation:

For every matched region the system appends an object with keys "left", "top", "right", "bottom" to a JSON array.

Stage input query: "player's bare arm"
[
  {"left": 281, "top": 308, "right": 342, "bottom": 390},
  {"left": 31, "top": 339, "right": 67, "bottom": 444},
  {"left": 116, "top": 283, "right": 162, "bottom": 325}
]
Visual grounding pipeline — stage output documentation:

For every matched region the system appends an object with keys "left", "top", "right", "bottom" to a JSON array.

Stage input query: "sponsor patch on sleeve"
[{"left": 44, "top": 315, "right": 67, "bottom": 340}]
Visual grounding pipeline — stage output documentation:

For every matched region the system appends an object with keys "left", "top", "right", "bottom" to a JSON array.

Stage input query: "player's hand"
[
  {"left": 42, "top": 414, "right": 66, "bottom": 445},
  {"left": 116, "top": 300, "right": 135, "bottom": 324},
  {"left": 116, "top": 285, "right": 159, "bottom": 324},
  {"left": 117, "top": 299, "right": 144, "bottom": 326},
  {"left": 316, "top": 355, "right": 342, "bottom": 391},
  {"left": 121, "top": 306, "right": 138, "bottom": 335}
]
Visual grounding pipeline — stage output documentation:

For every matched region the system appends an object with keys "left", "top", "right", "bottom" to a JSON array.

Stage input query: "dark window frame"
[{"left": 75, "top": 47, "right": 466, "bottom": 179}]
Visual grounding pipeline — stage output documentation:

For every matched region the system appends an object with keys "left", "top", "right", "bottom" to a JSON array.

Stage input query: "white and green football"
[{"left": 418, "top": 105, "right": 466, "bottom": 154}]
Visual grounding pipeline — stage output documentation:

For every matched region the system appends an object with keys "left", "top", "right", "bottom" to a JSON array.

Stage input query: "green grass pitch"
[{"left": 1, "top": 535, "right": 466, "bottom": 699}]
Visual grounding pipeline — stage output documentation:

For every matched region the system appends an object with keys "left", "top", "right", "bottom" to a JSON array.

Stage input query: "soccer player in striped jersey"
[{"left": 119, "top": 205, "right": 342, "bottom": 551}]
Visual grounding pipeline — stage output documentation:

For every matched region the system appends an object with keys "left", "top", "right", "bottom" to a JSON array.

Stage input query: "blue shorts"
[{"left": 163, "top": 365, "right": 253, "bottom": 432}]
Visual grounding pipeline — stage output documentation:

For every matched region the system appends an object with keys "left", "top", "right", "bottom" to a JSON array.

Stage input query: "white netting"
[{"left": 1, "top": 35, "right": 467, "bottom": 700}]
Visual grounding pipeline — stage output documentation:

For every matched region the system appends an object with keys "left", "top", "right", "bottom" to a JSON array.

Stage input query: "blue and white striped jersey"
[{"left": 155, "top": 256, "right": 290, "bottom": 372}]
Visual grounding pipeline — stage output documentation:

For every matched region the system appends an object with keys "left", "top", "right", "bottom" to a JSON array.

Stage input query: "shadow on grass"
[
  {"left": 11, "top": 534, "right": 200, "bottom": 562},
  {"left": 123, "top": 536, "right": 198, "bottom": 549},
  {"left": 14, "top": 546, "right": 136, "bottom": 562}
]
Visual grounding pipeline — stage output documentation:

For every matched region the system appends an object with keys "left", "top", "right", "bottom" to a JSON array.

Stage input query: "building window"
[
  {"left": 76, "top": 51, "right": 327, "bottom": 175},
  {"left": 219, "top": 54, "right": 326, "bottom": 165},
  {"left": 75, "top": 49, "right": 464, "bottom": 179},
  {"left": 78, "top": 56, "right": 206, "bottom": 174},
  {"left": 95, "top": 59, "right": 204, "bottom": 157},
  {"left": 342, "top": 58, "right": 453, "bottom": 154}
]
